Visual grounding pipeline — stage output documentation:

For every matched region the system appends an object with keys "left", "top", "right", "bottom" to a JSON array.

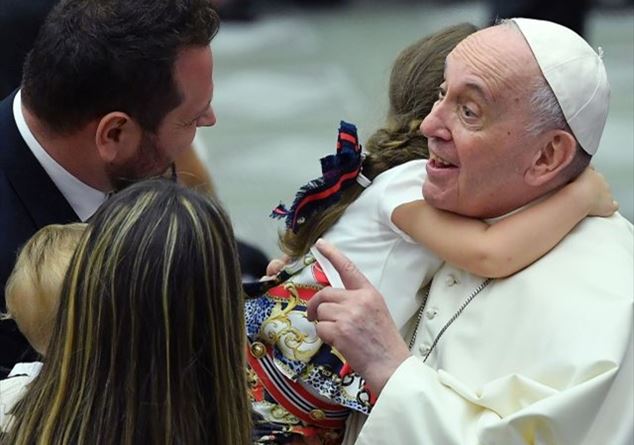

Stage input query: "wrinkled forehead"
[{"left": 447, "top": 25, "right": 541, "bottom": 100}]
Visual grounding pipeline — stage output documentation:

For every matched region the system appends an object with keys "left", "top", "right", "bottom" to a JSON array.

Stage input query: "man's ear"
[
  {"left": 525, "top": 130, "right": 577, "bottom": 187},
  {"left": 95, "top": 112, "right": 142, "bottom": 163}
]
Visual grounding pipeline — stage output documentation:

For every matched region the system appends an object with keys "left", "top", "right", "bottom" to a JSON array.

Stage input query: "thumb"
[{"left": 314, "top": 238, "right": 372, "bottom": 290}]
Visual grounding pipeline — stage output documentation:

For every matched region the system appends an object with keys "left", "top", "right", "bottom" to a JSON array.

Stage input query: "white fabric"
[
  {"left": 0, "top": 363, "right": 42, "bottom": 433},
  {"left": 344, "top": 212, "right": 633, "bottom": 445},
  {"left": 7, "top": 361, "right": 43, "bottom": 379},
  {"left": 13, "top": 90, "right": 107, "bottom": 221},
  {"left": 511, "top": 18, "right": 609, "bottom": 155},
  {"left": 355, "top": 172, "right": 372, "bottom": 188},
  {"left": 312, "top": 159, "right": 443, "bottom": 333}
]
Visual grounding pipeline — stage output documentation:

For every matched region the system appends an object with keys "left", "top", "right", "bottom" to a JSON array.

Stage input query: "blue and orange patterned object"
[{"left": 245, "top": 253, "right": 376, "bottom": 444}]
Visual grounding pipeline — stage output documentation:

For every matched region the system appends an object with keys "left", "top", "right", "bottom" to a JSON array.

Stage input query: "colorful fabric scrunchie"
[{"left": 271, "top": 120, "right": 364, "bottom": 233}]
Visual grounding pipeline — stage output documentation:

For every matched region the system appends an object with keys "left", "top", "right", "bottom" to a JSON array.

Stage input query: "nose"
[
  {"left": 420, "top": 102, "right": 451, "bottom": 141},
  {"left": 197, "top": 106, "right": 216, "bottom": 127}
]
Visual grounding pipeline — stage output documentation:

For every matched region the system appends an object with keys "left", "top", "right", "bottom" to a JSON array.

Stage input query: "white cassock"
[{"left": 344, "top": 212, "right": 633, "bottom": 445}]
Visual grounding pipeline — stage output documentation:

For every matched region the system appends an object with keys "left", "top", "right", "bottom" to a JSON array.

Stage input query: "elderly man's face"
[{"left": 420, "top": 26, "right": 544, "bottom": 218}]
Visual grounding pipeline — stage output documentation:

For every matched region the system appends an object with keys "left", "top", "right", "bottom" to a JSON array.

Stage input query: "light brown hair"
[{"left": 280, "top": 23, "right": 479, "bottom": 258}]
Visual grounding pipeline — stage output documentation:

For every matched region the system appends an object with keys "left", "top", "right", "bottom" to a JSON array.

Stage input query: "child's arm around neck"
[{"left": 392, "top": 167, "right": 618, "bottom": 278}]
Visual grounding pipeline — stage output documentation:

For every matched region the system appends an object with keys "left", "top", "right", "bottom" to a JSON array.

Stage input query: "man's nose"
[
  {"left": 420, "top": 103, "right": 451, "bottom": 141},
  {"left": 197, "top": 107, "right": 216, "bottom": 127}
]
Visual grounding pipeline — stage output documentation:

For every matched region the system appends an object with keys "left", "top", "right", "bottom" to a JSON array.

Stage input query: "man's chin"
[
  {"left": 108, "top": 165, "right": 175, "bottom": 192},
  {"left": 109, "top": 175, "right": 139, "bottom": 192},
  {"left": 106, "top": 167, "right": 152, "bottom": 192},
  {"left": 422, "top": 182, "right": 446, "bottom": 207},
  {"left": 422, "top": 187, "right": 463, "bottom": 215}
]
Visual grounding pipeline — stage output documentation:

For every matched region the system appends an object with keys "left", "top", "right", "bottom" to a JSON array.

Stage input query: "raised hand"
[{"left": 307, "top": 239, "right": 411, "bottom": 394}]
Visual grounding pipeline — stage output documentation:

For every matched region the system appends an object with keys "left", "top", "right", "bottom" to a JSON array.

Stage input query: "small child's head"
[
  {"left": 4, "top": 223, "right": 87, "bottom": 355},
  {"left": 363, "top": 22, "right": 479, "bottom": 173},
  {"left": 279, "top": 24, "right": 478, "bottom": 259}
]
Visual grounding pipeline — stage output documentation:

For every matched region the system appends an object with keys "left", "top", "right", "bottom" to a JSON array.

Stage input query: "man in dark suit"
[
  {"left": 0, "top": 0, "right": 222, "bottom": 377},
  {"left": 0, "top": 91, "right": 79, "bottom": 372}
]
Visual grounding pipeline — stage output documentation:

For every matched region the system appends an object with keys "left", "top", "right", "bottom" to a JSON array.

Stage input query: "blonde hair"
[
  {"left": 3, "top": 223, "right": 86, "bottom": 355},
  {"left": 4, "top": 180, "right": 251, "bottom": 445}
]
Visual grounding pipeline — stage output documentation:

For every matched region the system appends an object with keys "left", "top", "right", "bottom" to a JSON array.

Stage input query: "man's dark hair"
[{"left": 21, "top": 0, "right": 219, "bottom": 134}]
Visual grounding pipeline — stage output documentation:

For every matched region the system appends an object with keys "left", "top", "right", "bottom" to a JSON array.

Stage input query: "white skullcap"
[{"left": 511, "top": 18, "right": 610, "bottom": 155}]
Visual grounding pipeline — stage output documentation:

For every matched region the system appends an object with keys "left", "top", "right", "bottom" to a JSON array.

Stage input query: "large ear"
[
  {"left": 525, "top": 129, "right": 577, "bottom": 187},
  {"left": 95, "top": 112, "right": 142, "bottom": 163}
]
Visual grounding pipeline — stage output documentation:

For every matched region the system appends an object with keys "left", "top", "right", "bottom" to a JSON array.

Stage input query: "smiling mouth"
[{"left": 429, "top": 151, "right": 457, "bottom": 169}]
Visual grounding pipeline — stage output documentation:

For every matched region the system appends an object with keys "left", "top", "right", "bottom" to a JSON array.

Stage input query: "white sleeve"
[
  {"left": 0, "top": 375, "right": 32, "bottom": 433},
  {"left": 374, "top": 160, "right": 427, "bottom": 243},
  {"left": 355, "top": 346, "right": 633, "bottom": 445}
]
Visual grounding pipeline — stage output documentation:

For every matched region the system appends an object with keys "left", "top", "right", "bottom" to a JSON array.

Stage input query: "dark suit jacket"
[{"left": 0, "top": 91, "right": 78, "bottom": 376}]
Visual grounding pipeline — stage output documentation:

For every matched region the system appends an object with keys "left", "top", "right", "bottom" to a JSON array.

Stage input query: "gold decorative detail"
[
  {"left": 246, "top": 367, "right": 259, "bottom": 389},
  {"left": 252, "top": 400, "right": 300, "bottom": 424},
  {"left": 303, "top": 252, "right": 316, "bottom": 266},
  {"left": 250, "top": 341, "right": 267, "bottom": 358},
  {"left": 310, "top": 409, "right": 326, "bottom": 421},
  {"left": 260, "top": 282, "right": 322, "bottom": 362}
]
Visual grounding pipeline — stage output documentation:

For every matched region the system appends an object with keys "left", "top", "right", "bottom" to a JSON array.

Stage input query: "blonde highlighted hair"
[
  {"left": 4, "top": 180, "right": 251, "bottom": 445},
  {"left": 3, "top": 223, "right": 86, "bottom": 355}
]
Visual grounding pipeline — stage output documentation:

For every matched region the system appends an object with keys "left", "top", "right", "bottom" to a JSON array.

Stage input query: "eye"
[
  {"left": 461, "top": 105, "right": 478, "bottom": 120},
  {"left": 437, "top": 87, "right": 446, "bottom": 101}
]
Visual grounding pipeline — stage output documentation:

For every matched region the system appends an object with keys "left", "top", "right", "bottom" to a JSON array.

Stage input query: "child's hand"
[
  {"left": 574, "top": 166, "right": 618, "bottom": 217},
  {"left": 263, "top": 254, "right": 290, "bottom": 279}
]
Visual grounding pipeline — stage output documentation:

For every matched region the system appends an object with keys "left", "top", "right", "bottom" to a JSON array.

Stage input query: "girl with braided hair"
[{"left": 246, "top": 23, "right": 616, "bottom": 444}]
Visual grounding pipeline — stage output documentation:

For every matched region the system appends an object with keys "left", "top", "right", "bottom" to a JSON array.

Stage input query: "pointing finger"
[{"left": 314, "top": 239, "right": 372, "bottom": 291}]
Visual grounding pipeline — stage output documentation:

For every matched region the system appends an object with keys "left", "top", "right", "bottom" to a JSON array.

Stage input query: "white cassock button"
[
  {"left": 419, "top": 344, "right": 431, "bottom": 355},
  {"left": 445, "top": 274, "right": 458, "bottom": 287},
  {"left": 425, "top": 307, "right": 438, "bottom": 320}
]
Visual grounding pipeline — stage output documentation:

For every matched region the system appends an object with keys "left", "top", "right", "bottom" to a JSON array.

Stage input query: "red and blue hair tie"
[{"left": 271, "top": 121, "right": 369, "bottom": 233}]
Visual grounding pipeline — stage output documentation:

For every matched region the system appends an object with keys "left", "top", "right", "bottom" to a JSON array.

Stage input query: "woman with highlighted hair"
[{"left": 3, "top": 179, "right": 251, "bottom": 445}]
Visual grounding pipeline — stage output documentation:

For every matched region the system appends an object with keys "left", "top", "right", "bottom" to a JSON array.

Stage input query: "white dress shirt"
[{"left": 13, "top": 90, "right": 107, "bottom": 221}]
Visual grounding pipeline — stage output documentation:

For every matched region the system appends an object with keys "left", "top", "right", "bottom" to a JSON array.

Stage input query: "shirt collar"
[
  {"left": 13, "top": 90, "right": 107, "bottom": 222},
  {"left": 485, "top": 192, "right": 552, "bottom": 224}
]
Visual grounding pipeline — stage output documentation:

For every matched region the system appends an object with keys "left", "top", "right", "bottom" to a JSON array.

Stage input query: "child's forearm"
[
  {"left": 471, "top": 183, "right": 590, "bottom": 277},
  {"left": 392, "top": 183, "right": 590, "bottom": 278}
]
